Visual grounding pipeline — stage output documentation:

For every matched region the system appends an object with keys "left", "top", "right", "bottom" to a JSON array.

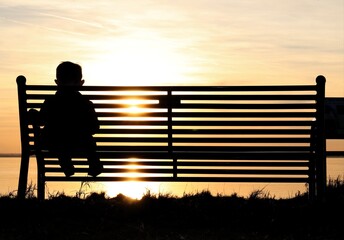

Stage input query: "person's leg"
[
  {"left": 86, "top": 141, "right": 103, "bottom": 177},
  {"left": 58, "top": 152, "right": 75, "bottom": 177},
  {"left": 87, "top": 152, "right": 103, "bottom": 177}
]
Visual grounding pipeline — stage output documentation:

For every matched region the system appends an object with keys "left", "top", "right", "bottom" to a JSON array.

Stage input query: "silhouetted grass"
[{"left": 0, "top": 177, "right": 343, "bottom": 240}]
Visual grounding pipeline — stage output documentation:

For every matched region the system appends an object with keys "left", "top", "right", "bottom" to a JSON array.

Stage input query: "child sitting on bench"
[{"left": 39, "top": 61, "right": 103, "bottom": 177}]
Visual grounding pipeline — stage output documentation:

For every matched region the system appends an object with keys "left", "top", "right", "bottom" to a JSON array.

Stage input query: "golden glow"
[
  {"left": 127, "top": 163, "right": 140, "bottom": 179},
  {"left": 122, "top": 98, "right": 145, "bottom": 114},
  {"left": 102, "top": 182, "right": 162, "bottom": 199},
  {"left": 122, "top": 99, "right": 145, "bottom": 106},
  {"left": 84, "top": 38, "right": 190, "bottom": 86},
  {"left": 1, "top": 1, "right": 343, "bottom": 199},
  {"left": 128, "top": 105, "right": 141, "bottom": 114}
]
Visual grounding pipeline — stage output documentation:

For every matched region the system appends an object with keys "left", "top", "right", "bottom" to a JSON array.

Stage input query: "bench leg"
[
  {"left": 37, "top": 172, "right": 45, "bottom": 201},
  {"left": 17, "top": 153, "right": 29, "bottom": 199},
  {"left": 36, "top": 154, "right": 45, "bottom": 201}
]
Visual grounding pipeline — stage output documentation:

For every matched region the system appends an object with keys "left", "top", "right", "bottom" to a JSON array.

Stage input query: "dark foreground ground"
[{"left": 1, "top": 180, "right": 343, "bottom": 240}]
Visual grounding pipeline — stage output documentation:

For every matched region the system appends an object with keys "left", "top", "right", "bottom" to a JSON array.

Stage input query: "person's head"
[{"left": 55, "top": 61, "right": 84, "bottom": 86}]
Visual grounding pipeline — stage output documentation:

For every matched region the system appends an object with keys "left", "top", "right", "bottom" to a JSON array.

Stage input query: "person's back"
[{"left": 40, "top": 61, "right": 103, "bottom": 177}]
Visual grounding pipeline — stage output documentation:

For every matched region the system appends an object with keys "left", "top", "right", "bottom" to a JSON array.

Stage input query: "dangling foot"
[
  {"left": 88, "top": 164, "right": 103, "bottom": 177},
  {"left": 64, "top": 166, "right": 75, "bottom": 177},
  {"left": 59, "top": 156, "right": 75, "bottom": 177}
]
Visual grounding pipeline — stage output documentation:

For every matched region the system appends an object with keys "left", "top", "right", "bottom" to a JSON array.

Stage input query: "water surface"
[{"left": 1, "top": 156, "right": 343, "bottom": 199}]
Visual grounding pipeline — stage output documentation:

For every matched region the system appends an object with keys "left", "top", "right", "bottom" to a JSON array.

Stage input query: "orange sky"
[{"left": 0, "top": 0, "right": 343, "bottom": 153}]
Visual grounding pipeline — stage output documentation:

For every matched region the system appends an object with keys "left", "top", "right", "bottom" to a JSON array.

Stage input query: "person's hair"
[{"left": 56, "top": 61, "right": 82, "bottom": 84}]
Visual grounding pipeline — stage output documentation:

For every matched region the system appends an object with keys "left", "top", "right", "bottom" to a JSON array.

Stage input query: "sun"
[
  {"left": 121, "top": 98, "right": 147, "bottom": 114},
  {"left": 84, "top": 37, "right": 191, "bottom": 86},
  {"left": 101, "top": 182, "right": 162, "bottom": 199}
]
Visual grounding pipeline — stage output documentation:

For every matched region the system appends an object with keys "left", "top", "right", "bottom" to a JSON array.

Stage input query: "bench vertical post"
[
  {"left": 167, "top": 89, "right": 177, "bottom": 179},
  {"left": 315, "top": 75, "right": 326, "bottom": 199},
  {"left": 29, "top": 109, "right": 46, "bottom": 201},
  {"left": 16, "top": 76, "right": 30, "bottom": 199}
]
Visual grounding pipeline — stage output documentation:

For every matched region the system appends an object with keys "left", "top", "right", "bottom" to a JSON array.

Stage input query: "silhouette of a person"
[{"left": 40, "top": 61, "right": 103, "bottom": 177}]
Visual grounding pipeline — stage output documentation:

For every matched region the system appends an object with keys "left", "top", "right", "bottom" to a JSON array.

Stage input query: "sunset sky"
[{"left": 1, "top": 0, "right": 343, "bottom": 153}]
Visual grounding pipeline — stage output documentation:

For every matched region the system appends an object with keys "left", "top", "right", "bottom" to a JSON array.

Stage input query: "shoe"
[
  {"left": 88, "top": 164, "right": 103, "bottom": 177},
  {"left": 64, "top": 167, "right": 75, "bottom": 177},
  {"left": 58, "top": 156, "right": 75, "bottom": 177}
]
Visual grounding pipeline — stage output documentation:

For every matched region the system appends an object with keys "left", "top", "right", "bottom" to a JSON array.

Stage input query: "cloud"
[
  {"left": 0, "top": 0, "right": 342, "bottom": 85},
  {"left": 39, "top": 13, "right": 104, "bottom": 28}
]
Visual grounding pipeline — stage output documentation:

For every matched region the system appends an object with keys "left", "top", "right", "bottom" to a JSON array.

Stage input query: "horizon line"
[{"left": 0, "top": 153, "right": 21, "bottom": 157}]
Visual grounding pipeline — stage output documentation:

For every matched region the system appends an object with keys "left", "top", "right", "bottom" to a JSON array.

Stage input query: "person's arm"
[{"left": 88, "top": 101, "right": 99, "bottom": 134}]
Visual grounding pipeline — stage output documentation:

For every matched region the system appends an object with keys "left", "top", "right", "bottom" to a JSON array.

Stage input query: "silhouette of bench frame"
[{"left": 16, "top": 75, "right": 327, "bottom": 201}]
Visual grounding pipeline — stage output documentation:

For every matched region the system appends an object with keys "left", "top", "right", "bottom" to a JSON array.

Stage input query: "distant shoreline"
[
  {"left": 0, "top": 153, "right": 21, "bottom": 157},
  {"left": 1, "top": 153, "right": 343, "bottom": 157}
]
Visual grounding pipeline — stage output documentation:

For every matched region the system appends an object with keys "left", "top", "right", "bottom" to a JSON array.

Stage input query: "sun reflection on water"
[{"left": 101, "top": 181, "right": 162, "bottom": 200}]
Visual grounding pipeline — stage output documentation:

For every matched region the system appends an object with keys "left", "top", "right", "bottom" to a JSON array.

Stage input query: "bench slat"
[
  {"left": 172, "top": 137, "right": 312, "bottom": 143},
  {"left": 173, "top": 103, "right": 317, "bottom": 109},
  {"left": 99, "top": 120, "right": 168, "bottom": 126},
  {"left": 171, "top": 129, "right": 312, "bottom": 135},
  {"left": 43, "top": 159, "right": 309, "bottom": 167},
  {"left": 40, "top": 151, "right": 172, "bottom": 159},
  {"left": 95, "top": 137, "right": 169, "bottom": 142},
  {"left": 173, "top": 146, "right": 312, "bottom": 151},
  {"left": 27, "top": 102, "right": 317, "bottom": 110},
  {"left": 25, "top": 84, "right": 317, "bottom": 91},
  {"left": 174, "top": 94, "right": 317, "bottom": 101},
  {"left": 98, "top": 129, "right": 169, "bottom": 134},
  {"left": 43, "top": 176, "right": 310, "bottom": 182},
  {"left": 171, "top": 112, "right": 316, "bottom": 118},
  {"left": 176, "top": 169, "right": 309, "bottom": 175},
  {"left": 93, "top": 136, "right": 313, "bottom": 143},
  {"left": 171, "top": 120, "right": 314, "bottom": 126},
  {"left": 38, "top": 151, "right": 313, "bottom": 160},
  {"left": 97, "top": 112, "right": 168, "bottom": 117},
  {"left": 28, "top": 128, "right": 313, "bottom": 135},
  {"left": 177, "top": 161, "right": 309, "bottom": 167}
]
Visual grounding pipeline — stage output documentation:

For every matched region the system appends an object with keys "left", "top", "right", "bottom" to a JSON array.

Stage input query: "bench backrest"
[{"left": 16, "top": 75, "right": 326, "bottom": 199}]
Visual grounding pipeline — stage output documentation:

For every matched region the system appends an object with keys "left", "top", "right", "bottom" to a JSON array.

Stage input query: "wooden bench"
[{"left": 16, "top": 75, "right": 327, "bottom": 201}]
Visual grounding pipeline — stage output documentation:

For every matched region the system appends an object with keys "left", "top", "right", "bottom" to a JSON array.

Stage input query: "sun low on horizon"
[
  {"left": 82, "top": 38, "right": 197, "bottom": 86},
  {"left": 101, "top": 181, "right": 162, "bottom": 200},
  {"left": 1, "top": 1, "right": 342, "bottom": 89},
  {"left": 0, "top": 0, "right": 343, "bottom": 199}
]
